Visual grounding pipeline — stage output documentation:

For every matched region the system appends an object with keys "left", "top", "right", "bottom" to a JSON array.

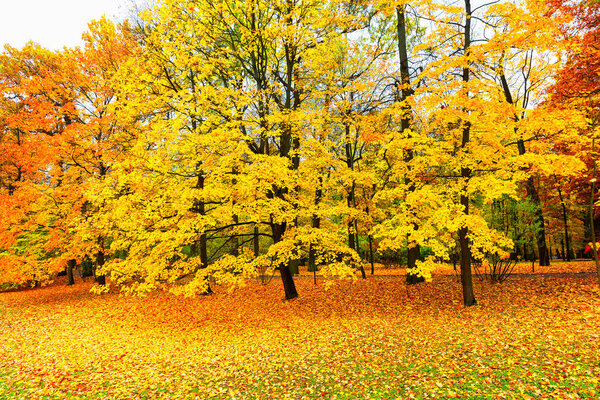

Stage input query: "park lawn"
[{"left": 0, "top": 262, "right": 599, "bottom": 399}]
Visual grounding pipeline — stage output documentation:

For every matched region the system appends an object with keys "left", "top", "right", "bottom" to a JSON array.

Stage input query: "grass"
[{"left": 0, "top": 261, "right": 599, "bottom": 399}]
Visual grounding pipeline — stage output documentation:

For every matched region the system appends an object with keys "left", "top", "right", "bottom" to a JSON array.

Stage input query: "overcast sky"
[{"left": 0, "top": 0, "right": 131, "bottom": 50}]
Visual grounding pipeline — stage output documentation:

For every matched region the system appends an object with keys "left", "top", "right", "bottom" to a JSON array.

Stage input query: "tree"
[
  {"left": 93, "top": 0, "right": 372, "bottom": 298},
  {"left": 547, "top": 0, "right": 600, "bottom": 283},
  {"left": 0, "top": 44, "right": 81, "bottom": 286}
]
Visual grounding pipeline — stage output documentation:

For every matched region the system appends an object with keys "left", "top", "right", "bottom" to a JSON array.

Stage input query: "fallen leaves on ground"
[
  {"left": 0, "top": 262, "right": 599, "bottom": 399},
  {"left": 363, "top": 260, "right": 597, "bottom": 277}
]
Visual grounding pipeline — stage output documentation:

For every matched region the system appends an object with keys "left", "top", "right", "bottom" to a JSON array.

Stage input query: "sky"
[{"left": 0, "top": 0, "right": 130, "bottom": 50}]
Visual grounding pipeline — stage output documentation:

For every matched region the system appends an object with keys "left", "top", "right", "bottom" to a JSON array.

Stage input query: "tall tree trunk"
[
  {"left": 459, "top": 193, "right": 476, "bottom": 305},
  {"left": 95, "top": 163, "right": 108, "bottom": 286},
  {"left": 369, "top": 235, "right": 375, "bottom": 275},
  {"left": 397, "top": 5, "right": 424, "bottom": 285},
  {"left": 459, "top": 0, "right": 477, "bottom": 306},
  {"left": 345, "top": 123, "right": 358, "bottom": 253},
  {"left": 67, "top": 259, "right": 75, "bottom": 286}
]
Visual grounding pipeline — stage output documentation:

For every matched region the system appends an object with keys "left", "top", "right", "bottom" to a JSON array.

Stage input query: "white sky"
[{"left": 0, "top": 0, "right": 130, "bottom": 50}]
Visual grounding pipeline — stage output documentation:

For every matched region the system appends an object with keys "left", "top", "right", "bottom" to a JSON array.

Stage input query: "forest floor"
[{"left": 0, "top": 261, "right": 599, "bottom": 399}]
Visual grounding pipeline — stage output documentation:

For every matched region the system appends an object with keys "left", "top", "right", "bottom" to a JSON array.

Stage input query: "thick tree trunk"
[
  {"left": 406, "top": 243, "right": 424, "bottom": 285},
  {"left": 459, "top": 192, "right": 476, "bottom": 306},
  {"left": 279, "top": 262, "right": 297, "bottom": 299},
  {"left": 95, "top": 248, "right": 106, "bottom": 286},
  {"left": 67, "top": 259, "right": 76, "bottom": 286},
  {"left": 272, "top": 222, "right": 298, "bottom": 300}
]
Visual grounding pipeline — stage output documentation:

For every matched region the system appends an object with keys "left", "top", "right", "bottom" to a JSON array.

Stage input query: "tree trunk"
[
  {"left": 345, "top": 124, "right": 358, "bottom": 255},
  {"left": 308, "top": 180, "right": 322, "bottom": 274},
  {"left": 406, "top": 244, "right": 424, "bottom": 285},
  {"left": 231, "top": 214, "right": 240, "bottom": 257},
  {"left": 272, "top": 222, "right": 298, "bottom": 300},
  {"left": 193, "top": 168, "right": 212, "bottom": 294},
  {"left": 369, "top": 235, "right": 375, "bottom": 275},
  {"left": 95, "top": 248, "right": 106, "bottom": 286},
  {"left": 279, "top": 261, "right": 298, "bottom": 300},
  {"left": 397, "top": 5, "right": 424, "bottom": 285},
  {"left": 67, "top": 259, "right": 75, "bottom": 286},
  {"left": 459, "top": 195, "right": 476, "bottom": 306},
  {"left": 95, "top": 163, "right": 108, "bottom": 286},
  {"left": 459, "top": 0, "right": 476, "bottom": 307},
  {"left": 253, "top": 225, "right": 260, "bottom": 257},
  {"left": 354, "top": 219, "right": 367, "bottom": 279}
]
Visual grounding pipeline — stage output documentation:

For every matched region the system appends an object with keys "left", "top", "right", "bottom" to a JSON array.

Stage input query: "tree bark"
[
  {"left": 95, "top": 163, "right": 107, "bottom": 286},
  {"left": 272, "top": 222, "right": 298, "bottom": 300},
  {"left": 346, "top": 123, "right": 358, "bottom": 252},
  {"left": 397, "top": 5, "right": 424, "bottom": 285},
  {"left": 369, "top": 235, "right": 375, "bottom": 275},
  {"left": 95, "top": 246, "right": 106, "bottom": 286},
  {"left": 308, "top": 178, "right": 322, "bottom": 273},
  {"left": 231, "top": 214, "right": 240, "bottom": 257},
  {"left": 459, "top": 0, "right": 477, "bottom": 307},
  {"left": 193, "top": 167, "right": 212, "bottom": 294},
  {"left": 253, "top": 225, "right": 260, "bottom": 257},
  {"left": 67, "top": 259, "right": 75, "bottom": 286},
  {"left": 459, "top": 192, "right": 476, "bottom": 306}
]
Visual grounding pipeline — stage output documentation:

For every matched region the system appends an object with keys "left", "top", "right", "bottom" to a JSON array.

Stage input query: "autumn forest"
[{"left": 1, "top": 0, "right": 600, "bottom": 398}]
